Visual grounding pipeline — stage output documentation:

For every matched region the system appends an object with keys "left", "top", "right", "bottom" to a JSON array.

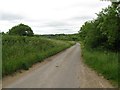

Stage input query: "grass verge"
[
  {"left": 81, "top": 46, "right": 118, "bottom": 87},
  {"left": 2, "top": 35, "right": 75, "bottom": 77}
]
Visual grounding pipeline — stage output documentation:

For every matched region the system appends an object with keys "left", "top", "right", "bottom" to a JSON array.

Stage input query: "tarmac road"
[{"left": 2, "top": 43, "right": 113, "bottom": 88}]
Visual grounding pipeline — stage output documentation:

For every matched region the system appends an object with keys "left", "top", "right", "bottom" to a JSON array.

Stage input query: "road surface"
[{"left": 2, "top": 43, "right": 113, "bottom": 88}]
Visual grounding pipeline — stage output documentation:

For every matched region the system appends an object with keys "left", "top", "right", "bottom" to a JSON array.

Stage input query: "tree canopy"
[
  {"left": 79, "top": 3, "right": 120, "bottom": 51},
  {"left": 8, "top": 23, "right": 34, "bottom": 36}
]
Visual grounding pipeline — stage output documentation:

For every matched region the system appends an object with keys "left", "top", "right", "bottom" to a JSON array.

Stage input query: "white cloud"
[{"left": 0, "top": 0, "right": 111, "bottom": 34}]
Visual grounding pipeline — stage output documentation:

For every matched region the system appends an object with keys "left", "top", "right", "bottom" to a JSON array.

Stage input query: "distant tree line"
[{"left": 35, "top": 34, "right": 80, "bottom": 41}]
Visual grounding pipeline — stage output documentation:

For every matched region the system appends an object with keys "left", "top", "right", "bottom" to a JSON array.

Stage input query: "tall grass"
[
  {"left": 2, "top": 35, "right": 75, "bottom": 76},
  {"left": 81, "top": 47, "right": 118, "bottom": 86}
]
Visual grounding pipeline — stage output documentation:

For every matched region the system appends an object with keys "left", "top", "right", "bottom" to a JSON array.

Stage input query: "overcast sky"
[{"left": 0, "top": 0, "right": 111, "bottom": 34}]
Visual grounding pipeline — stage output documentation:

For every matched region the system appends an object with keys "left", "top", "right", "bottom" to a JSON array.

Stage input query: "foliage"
[
  {"left": 79, "top": 4, "right": 120, "bottom": 51},
  {"left": 79, "top": 3, "right": 119, "bottom": 86},
  {"left": 35, "top": 34, "right": 80, "bottom": 41},
  {"left": 8, "top": 23, "right": 34, "bottom": 36},
  {"left": 2, "top": 35, "right": 75, "bottom": 76}
]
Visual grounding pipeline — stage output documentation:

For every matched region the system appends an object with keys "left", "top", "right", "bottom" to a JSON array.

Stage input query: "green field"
[
  {"left": 81, "top": 46, "right": 118, "bottom": 86},
  {"left": 2, "top": 35, "right": 75, "bottom": 76}
]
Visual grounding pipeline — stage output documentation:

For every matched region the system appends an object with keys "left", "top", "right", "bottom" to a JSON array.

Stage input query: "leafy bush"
[{"left": 79, "top": 4, "right": 120, "bottom": 51}]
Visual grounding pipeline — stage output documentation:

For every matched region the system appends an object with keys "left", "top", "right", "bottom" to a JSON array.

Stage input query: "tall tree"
[
  {"left": 79, "top": 4, "right": 120, "bottom": 51},
  {"left": 8, "top": 23, "right": 34, "bottom": 36}
]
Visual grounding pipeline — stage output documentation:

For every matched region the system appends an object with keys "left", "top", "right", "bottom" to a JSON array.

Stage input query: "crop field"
[{"left": 2, "top": 35, "right": 75, "bottom": 76}]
